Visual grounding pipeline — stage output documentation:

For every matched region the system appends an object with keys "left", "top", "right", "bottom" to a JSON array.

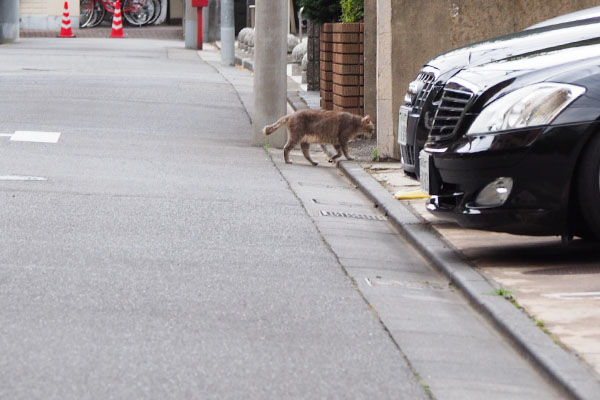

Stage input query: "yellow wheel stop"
[{"left": 394, "top": 189, "right": 431, "bottom": 200}]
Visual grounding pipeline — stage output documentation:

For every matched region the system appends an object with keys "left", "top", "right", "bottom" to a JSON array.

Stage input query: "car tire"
[{"left": 577, "top": 134, "right": 600, "bottom": 240}]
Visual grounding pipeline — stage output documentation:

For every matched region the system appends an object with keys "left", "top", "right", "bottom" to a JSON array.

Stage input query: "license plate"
[
  {"left": 419, "top": 150, "right": 431, "bottom": 194},
  {"left": 398, "top": 107, "right": 409, "bottom": 146}
]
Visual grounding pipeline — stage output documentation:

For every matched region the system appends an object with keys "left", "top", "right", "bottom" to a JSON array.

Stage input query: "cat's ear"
[{"left": 362, "top": 115, "right": 372, "bottom": 126}]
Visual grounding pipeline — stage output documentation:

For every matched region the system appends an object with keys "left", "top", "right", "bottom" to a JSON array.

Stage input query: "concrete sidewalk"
[{"left": 205, "top": 42, "right": 600, "bottom": 400}]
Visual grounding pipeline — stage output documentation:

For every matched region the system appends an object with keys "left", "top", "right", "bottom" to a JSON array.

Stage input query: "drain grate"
[
  {"left": 320, "top": 210, "right": 386, "bottom": 221},
  {"left": 525, "top": 266, "right": 600, "bottom": 275}
]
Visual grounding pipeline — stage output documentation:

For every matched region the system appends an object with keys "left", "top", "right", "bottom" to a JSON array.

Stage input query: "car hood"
[
  {"left": 426, "top": 18, "right": 600, "bottom": 74},
  {"left": 450, "top": 40, "right": 600, "bottom": 92},
  {"left": 526, "top": 6, "right": 600, "bottom": 29}
]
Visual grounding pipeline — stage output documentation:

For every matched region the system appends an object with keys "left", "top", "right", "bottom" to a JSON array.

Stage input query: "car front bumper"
[{"left": 422, "top": 122, "right": 595, "bottom": 236}]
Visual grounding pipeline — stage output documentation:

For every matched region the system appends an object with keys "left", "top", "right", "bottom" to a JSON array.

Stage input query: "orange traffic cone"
[
  {"left": 110, "top": 0, "right": 125, "bottom": 38},
  {"left": 58, "top": 1, "right": 75, "bottom": 38}
]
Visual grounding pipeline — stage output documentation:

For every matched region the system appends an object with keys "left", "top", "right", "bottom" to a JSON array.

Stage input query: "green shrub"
[
  {"left": 298, "top": 0, "right": 341, "bottom": 23},
  {"left": 340, "top": 0, "right": 364, "bottom": 23}
]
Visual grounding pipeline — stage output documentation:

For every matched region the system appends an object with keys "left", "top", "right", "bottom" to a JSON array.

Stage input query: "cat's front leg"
[
  {"left": 341, "top": 142, "right": 354, "bottom": 161},
  {"left": 329, "top": 144, "right": 343, "bottom": 163}
]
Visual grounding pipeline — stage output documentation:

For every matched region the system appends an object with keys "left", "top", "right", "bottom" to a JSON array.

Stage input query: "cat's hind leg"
[
  {"left": 300, "top": 143, "right": 318, "bottom": 166},
  {"left": 341, "top": 141, "right": 354, "bottom": 161},
  {"left": 283, "top": 138, "right": 297, "bottom": 164},
  {"left": 328, "top": 144, "right": 343, "bottom": 163}
]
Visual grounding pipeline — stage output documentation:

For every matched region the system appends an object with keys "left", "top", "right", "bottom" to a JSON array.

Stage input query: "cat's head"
[{"left": 361, "top": 115, "right": 375, "bottom": 138}]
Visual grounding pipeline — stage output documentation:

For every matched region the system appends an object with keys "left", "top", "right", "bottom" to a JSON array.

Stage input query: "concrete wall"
[
  {"left": 377, "top": 0, "right": 600, "bottom": 160},
  {"left": 170, "top": 0, "right": 184, "bottom": 20},
  {"left": 20, "top": 0, "right": 79, "bottom": 30}
]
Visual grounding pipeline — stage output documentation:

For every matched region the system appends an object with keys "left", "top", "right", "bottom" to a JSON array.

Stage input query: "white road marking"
[
  {"left": 11, "top": 131, "right": 61, "bottom": 143},
  {"left": 0, "top": 133, "right": 13, "bottom": 137},
  {"left": 0, "top": 175, "right": 47, "bottom": 181},
  {"left": 544, "top": 291, "right": 600, "bottom": 300}
]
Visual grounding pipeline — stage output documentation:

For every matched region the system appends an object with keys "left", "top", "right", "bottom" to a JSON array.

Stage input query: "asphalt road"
[
  {"left": 0, "top": 38, "right": 569, "bottom": 400},
  {"left": 0, "top": 38, "right": 429, "bottom": 399}
]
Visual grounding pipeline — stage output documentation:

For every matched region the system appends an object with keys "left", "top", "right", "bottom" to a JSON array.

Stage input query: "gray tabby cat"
[{"left": 263, "top": 109, "right": 374, "bottom": 166}]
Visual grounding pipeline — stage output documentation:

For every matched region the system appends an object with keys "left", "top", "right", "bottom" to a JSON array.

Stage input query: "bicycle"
[
  {"left": 80, "top": 0, "right": 161, "bottom": 28},
  {"left": 122, "top": 0, "right": 161, "bottom": 26}
]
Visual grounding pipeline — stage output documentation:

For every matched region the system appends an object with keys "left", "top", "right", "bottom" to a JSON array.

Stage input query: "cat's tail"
[{"left": 263, "top": 115, "right": 290, "bottom": 136}]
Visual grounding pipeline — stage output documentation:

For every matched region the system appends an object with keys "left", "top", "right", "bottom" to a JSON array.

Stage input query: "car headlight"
[
  {"left": 466, "top": 83, "right": 586, "bottom": 136},
  {"left": 404, "top": 81, "right": 422, "bottom": 106}
]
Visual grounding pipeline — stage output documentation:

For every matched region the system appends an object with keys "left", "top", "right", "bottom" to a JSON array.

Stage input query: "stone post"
[
  {"left": 246, "top": 0, "right": 255, "bottom": 27},
  {"left": 184, "top": 0, "right": 198, "bottom": 49},
  {"left": 220, "top": 0, "right": 235, "bottom": 65},
  {"left": 0, "top": 0, "right": 19, "bottom": 44},
  {"left": 252, "top": 0, "right": 288, "bottom": 148}
]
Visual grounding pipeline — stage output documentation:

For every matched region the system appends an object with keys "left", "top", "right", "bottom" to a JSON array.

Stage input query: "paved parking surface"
[{"left": 367, "top": 164, "right": 600, "bottom": 378}]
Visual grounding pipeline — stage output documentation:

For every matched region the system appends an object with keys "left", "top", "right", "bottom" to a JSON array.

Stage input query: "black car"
[
  {"left": 400, "top": 8, "right": 600, "bottom": 177},
  {"left": 420, "top": 40, "right": 600, "bottom": 240}
]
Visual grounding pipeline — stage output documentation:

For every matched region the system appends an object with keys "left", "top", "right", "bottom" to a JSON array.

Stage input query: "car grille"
[
  {"left": 401, "top": 144, "right": 415, "bottom": 167},
  {"left": 413, "top": 70, "right": 436, "bottom": 113},
  {"left": 429, "top": 83, "right": 474, "bottom": 141}
]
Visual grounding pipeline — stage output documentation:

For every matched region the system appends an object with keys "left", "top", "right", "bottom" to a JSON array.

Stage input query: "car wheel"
[{"left": 577, "top": 134, "right": 600, "bottom": 240}]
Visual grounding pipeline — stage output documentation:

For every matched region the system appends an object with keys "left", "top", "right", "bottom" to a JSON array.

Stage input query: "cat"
[{"left": 263, "top": 109, "right": 374, "bottom": 166}]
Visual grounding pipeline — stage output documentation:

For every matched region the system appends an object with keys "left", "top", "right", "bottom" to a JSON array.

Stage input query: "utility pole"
[
  {"left": 220, "top": 0, "right": 235, "bottom": 65},
  {"left": 0, "top": 0, "right": 19, "bottom": 43},
  {"left": 252, "top": 0, "right": 288, "bottom": 148},
  {"left": 376, "top": 0, "right": 396, "bottom": 159}
]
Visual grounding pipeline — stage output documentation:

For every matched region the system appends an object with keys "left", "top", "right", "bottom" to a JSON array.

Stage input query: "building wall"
[
  {"left": 377, "top": 0, "right": 600, "bottom": 159},
  {"left": 21, "top": 0, "right": 80, "bottom": 30},
  {"left": 363, "top": 0, "right": 376, "bottom": 126},
  {"left": 170, "top": 0, "right": 184, "bottom": 21}
]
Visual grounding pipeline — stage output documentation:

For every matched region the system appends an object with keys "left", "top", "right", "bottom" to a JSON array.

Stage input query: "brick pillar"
[
  {"left": 331, "top": 22, "right": 364, "bottom": 116},
  {"left": 320, "top": 23, "right": 334, "bottom": 110}
]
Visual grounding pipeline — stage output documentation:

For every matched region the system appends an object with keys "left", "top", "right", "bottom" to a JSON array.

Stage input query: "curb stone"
[
  {"left": 224, "top": 48, "right": 600, "bottom": 400},
  {"left": 235, "top": 54, "right": 254, "bottom": 72}
]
